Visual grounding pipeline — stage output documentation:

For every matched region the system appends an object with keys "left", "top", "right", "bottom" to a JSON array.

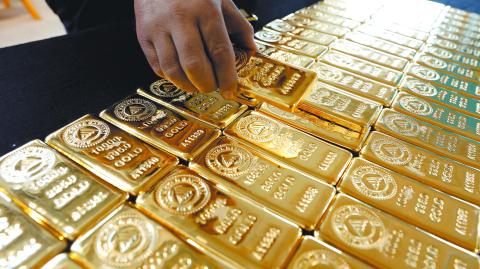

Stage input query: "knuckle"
[
  {"left": 182, "top": 57, "right": 204, "bottom": 72},
  {"left": 209, "top": 44, "right": 233, "bottom": 60},
  {"left": 162, "top": 64, "right": 183, "bottom": 79}
]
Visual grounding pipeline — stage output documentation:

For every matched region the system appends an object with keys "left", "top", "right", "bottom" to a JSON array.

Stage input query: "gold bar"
[
  {"left": 255, "top": 40, "right": 314, "bottom": 68},
  {"left": 318, "top": 194, "right": 480, "bottom": 268},
  {"left": 100, "top": 95, "right": 221, "bottom": 161},
  {"left": 254, "top": 29, "right": 327, "bottom": 58},
  {"left": 137, "top": 79, "right": 248, "bottom": 129},
  {"left": 330, "top": 39, "right": 409, "bottom": 71},
  {"left": 400, "top": 76, "right": 480, "bottom": 118},
  {"left": 441, "top": 18, "right": 480, "bottom": 32},
  {"left": 345, "top": 31, "right": 417, "bottom": 60},
  {"left": 190, "top": 136, "right": 335, "bottom": 230},
  {"left": 308, "top": 61, "right": 397, "bottom": 106},
  {"left": 437, "top": 23, "right": 480, "bottom": 39},
  {"left": 257, "top": 102, "right": 368, "bottom": 152},
  {"left": 360, "top": 130, "right": 480, "bottom": 206},
  {"left": 41, "top": 253, "right": 84, "bottom": 269},
  {"left": 46, "top": 114, "right": 179, "bottom": 195},
  {"left": 70, "top": 204, "right": 229, "bottom": 269},
  {"left": 304, "top": 5, "right": 368, "bottom": 22},
  {"left": 0, "top": 140, "right": 125, "bottom": 240},
  {"left": 379, "top": 22, "right": 429, "bottom": 41},
  {"left": 416, "top": 54, "right": 480, "bottom": 83},
  {"left": 224, "top": 111, "right": 353, "bottom": 184},
  {"left": 392, "top": 92, "right": 480, "bottom": 142},
  {"left": 429, "top": 37, "right": 480, "bottom": 57},
  {"left": 299, "top": 82, "right": 382, "bottom": 132},
  {"left": 235, "top": 48, "right": 318, "bottom": 112},
  {"left": 423, "top": 45, "right": 480, "bottom": 70},
  {"left": 357, "top": 24, "right": 424, "bottom": 50},
  {"left": 434, "top": 30, "right": 480, "bottom": 48},
  {"left": 0, "top": 194, "right": 65, "bottom": 268},
  {"left": 136, "top": 166, "right": 302, "bottom": 269},
  {"left": 320, "top": 50, "right": 403, "bottom": 86},
  {"left": 282, "top": 14, "right": 350, "bottom": 37},
  {"left": 339, "top": 157, "right": 480, "bottom": 251},
  {"left": 264, "top": 20, "right": 337, "bottom": 46},
  {"left": 286, "top": 236, "right": 372, "bottom": 269},
  {"left": 295, "top": 9, "right": 361, "bottom": 29}
]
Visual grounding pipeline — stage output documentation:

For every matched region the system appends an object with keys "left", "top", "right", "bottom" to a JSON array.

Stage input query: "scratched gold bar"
[
  {"left": 190, "top": 136, "right": 335, "bottom": 230},
  {"left": 137, "top": 79, "right": 248, "bottom": 129},
  {"left": 264, "top": 20, "right": 337, "bottom": 46},
  {"left": 282, "top": 14, "right": 350, "bottom": 37},
  {"left": 345, "top": 31, "right": 417, "bottom": 60},
  {"left": 320, "top": 50, "right": 403, "bottom": 86},
  {"left": 360, "top": 131, "right": 480, "bottom": 206},
  {"left": 224, "top": 111, "right": 353, "bottom": 184},
  {"left": 46, "top": 114, "right": 178, "bottom": 195},
  {"left": 423, "top": 45, "right": 480, "bottom": 70},
  {"left": 339, "top": 157, "right": 480, "bottom": 251},
  {"left": 308, "top": 61, "right": 397, "bottom": 106},
  {"left": 392, "top": 92, "right": 480, "bottom": 142},
  {"left": 318, "top": 194, "right": 480, "bottom": 268},
  {"left": 255, "top": 40, "right": 314, "bottom": 68},
  {"left": 235, "top": 48, "right": 318, "bottom": 112},
  {"left": 429, "top": 37, "right": 480, "bottom": 57},
  {"left": 330, "top": 39, "right": 409, "bottom": 71},
  {"left": 0, "top": 194, "right": 66, "bottom": 268},
  {"left": 100, "top": 95, "right": 221, "bottom": 161},
  {"left": 286, "top": 236, "right": 372, "bottom": 269},
  {"left": 41, "top": 253, "right": 84, "bottom": 269},
  {"left": 0, "top": 140, "right": 125, "bottom": 240},
  {"left": 254, "top": 29, "right": 327, "bottom": 58},
  {"left": 416, "top": 54, "right": 480, "bottom": 83},
  {"left": 136, "top": 166, "right": 302, "bottom": 269},
  {"left": 357, "top": 24, "right": 424, "bottom": 50},
  {"left": 295, "top": 8, "right": 361, "bottom": 29},
  {"left": 70, "top": 204, "right": 230, "bottom": 269},
  {"left": 299, "top": 82, "right": 382, "bottom": 133},
  {"left": 257, "top": 102, "right": 368, "bottom": 152},
  {"left": 400, "top": 76, "right": 480, "bottom": 119}
]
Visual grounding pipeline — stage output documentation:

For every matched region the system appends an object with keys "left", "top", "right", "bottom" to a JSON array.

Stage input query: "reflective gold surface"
[
  {"left": 255, "top": 41, "right": 314, "bottom": 69},
  {"left": 0, "top": 194, "right": 66, "bottom": 268},
  {"left": 296, "top": 8, "right": 361, "bottom": 29},
  {"left": 286, "top": 236, "right": 372, "bottom": 269},
  {"left": 318, "top": 194, "right": 480, "bottom": 268},
  {"left": 71, "top": 204, "right": 229, "bottom": 269},
  {"left": 46, "top": 114, "right": 179, "bottom": 195},
  {"left": 190, "top": 136, "right": 335, "bottom": 230},
  {"left": 357, "top": 24, "right": 424, "bottom": 50},
  {"left": 345, "top": 31, "right": 417, "bottom": 60},
  {"left": 339, "top": 157, "right": 480, "bottom": 251},
  {"left": 136, "top": 166, "right": 302, "bottom": 269},
  {"left": 299, "top": 81, "right": 382, "bottom": 132},
  {"left": 257, "top": 102, "right": 368, "bottom": 151},
  {"left": 361, "top": 131, "right": 480, "bottom": 206},
  {"left": 374, "top": 109, "right": 480, "bottom": 169},
  {"left": 423, "top": 45, "right": 480, "bottom": 70},
  {"left": 224, "top": 111, "right": 353, "bottom": 184},
  {"left": 308, "top": 61, "right": 397, "bottom": 106},
  {"left": 265, "top": 20, "right": 337, "bottom": 46},
  {"left": 416, "top": 54, "right": 480, "bottom": 83},
  {"left": 428, "top": 37, "right": 480, "bottom": 57},
  {"left": 100, "top": 95, "right": 221, "bottom": 161},
  {"left": 41, "top": 253, "right": 84, "bottom": 269},
  {"left": 0, "top": 140, "right": 125, "bottom": 240},
  {"left": 254, "top": 29, "right": 327, "bottom": 58},
  {"left": 138, "top": 79, "right": 248, "bottom": 129},
  {"left": 282, "top": 14, "right": 350, "bottom": 37},
  {"left": 235, "top": 49, "right": 318, "bottom": 111}
]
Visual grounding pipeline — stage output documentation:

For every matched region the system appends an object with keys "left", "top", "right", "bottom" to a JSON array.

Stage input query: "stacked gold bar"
[{"left": 1, "top": 0, "right": 480, "bottom": 268}]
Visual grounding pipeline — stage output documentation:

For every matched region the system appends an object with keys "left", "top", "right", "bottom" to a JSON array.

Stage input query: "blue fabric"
[{"left": 433, "top": 0, "right": 480, "bottom": 13}]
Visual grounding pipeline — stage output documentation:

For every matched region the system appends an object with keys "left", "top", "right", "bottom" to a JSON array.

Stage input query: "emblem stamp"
[
  {"left": 205, "top": 144, "right": 255, "bottom": 179},
  {"left": 410, "top": 66, "right": 441, "bottom": 81},
  {"left": 62, "top": 119, "right": 110, "bottom": 148},
  {"left": 370, "top": 138, "right": 412, "bottom": 165},
  {"left": 269, "top": 20, "right": 295, "bottom": 32},
  {"left": 332, "top": 205, "right": 385, "bottom": 249},
  {"left": 292, "top": 250, "right": 350, "bottom": 269},
  {"left": 114, "top": 98, "right": 156, "bottom": 122},
  {"left": 420, "top": 55, "right": 448, "bottom": 69},
  {"left": 150, "top": 79, "right": 185, "bottom": 98},
  {"left": 236, "top": 115, "right": 280, "bottom": 143},
  {"left": 399, "top": 95, "right": 434, "bottom": 116},
  {"left": 324, "top": 53, "right": 353, "bottom": 67},
  {"left": 404, "top": 79, "right": 438, "bottom": 97},
  {"left": 234, "top": 48, "right": 249, "bottom": 70},
  {"left": 351, "top": 165, "right": 397, "bottom": 200},
  {"left": 0, "top": 146, "right": 55, "bottom": 184},
  {"left": 155, "top": 174, "right": 211, "bottom": 215},
  {"left": 254, "top": 30, "right": 282, "bottom": 43},
  {"left": 383, "top": 113, "right": 420, "bottom": 137},
  {"left": 315, "top": 65, "right": 343, "bottom": 82}
]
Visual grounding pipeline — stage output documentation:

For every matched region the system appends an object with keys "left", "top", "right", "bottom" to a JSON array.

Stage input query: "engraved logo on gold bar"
[
  {"left": 114, "top": 98, "right": 158, "bottom": 122},
  {"left": 370, "top": 137, "right": 412, "bottom": 165},
  {"left": 236, "top": 115, "right": 280, "bottom": 143},
  {"left": 292, "top": 250, "right": 350, "bottom": 268},
  {"left": 205, "top": 144, "right": 255, "bottom": 179},
  {"left": 382, "top": 113, "right": 420, "bottom": 136},
  {"left": 351, "top": 165, "right": 397, "bottom": 200},
  {"left": 62, "top": 119, "right": 110, "bottom": 148}
]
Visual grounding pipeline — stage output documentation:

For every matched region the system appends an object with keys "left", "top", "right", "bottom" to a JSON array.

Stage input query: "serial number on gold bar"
[
  {"left": 318, "top": 194, "right": 480, "bottom": 268},
  {"left": 190, "top": 136, "right": 335, "bottom": 230},
  {"left": 360, "top": 130, "right": 480, "bottom": 206},
  {"left": 41, "top": 253, "right": 83, "bottom": 269},
  {"left": 224, "top": 111, "right": 353, "bottom": 184},
  {"left": 282, "top": 14, "right": 350, "bottom": 37},
  {"left": 255, "top": 41, "right": 314, "bottom": 68},
  {"left": 70, "top": 204, "right": 229, "bottom": 269},
  {"left": 46, "top": 114, "right": 179, "bottom": 195},
  {"left": 309, "top": 61, "right": 397, "bottom": 106},
  {"left": 136, "top": 166, "right": 302, "bottom": 269},
  {"left": 265, "top": 20, "right": 337, "bottom": 46},
  {"left": 100, "top": 95, "right": 221, "bottom": 161},
  {"left": 392, "top": 92, "right": 480, "bottom": 142},
  {"left": 345, "top": 31, "right": 417, "bottom": 60},
  {"left": 320, "top": 50, "right": 403, "bottom": 86},
  {"left": 254, "top": 29, "right": 327, "bottom": 58},
  {"left": 0, "top": 140, "right": 125, "bottom": 240},
  {"left": 423, "top": 45, "right": 480, "bottom": 69},
  {"left": 416, "top": 54, "right": 480, "bottom": 83}
]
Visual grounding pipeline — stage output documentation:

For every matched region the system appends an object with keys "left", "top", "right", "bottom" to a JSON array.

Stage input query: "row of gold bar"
[{"left": 2, "top": 0, "right": 480, "bottom": 268}]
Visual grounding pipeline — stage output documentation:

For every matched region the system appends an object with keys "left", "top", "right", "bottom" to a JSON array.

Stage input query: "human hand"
[{"left": 134, "top": 0, "right": 256, "bottom": 99}]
